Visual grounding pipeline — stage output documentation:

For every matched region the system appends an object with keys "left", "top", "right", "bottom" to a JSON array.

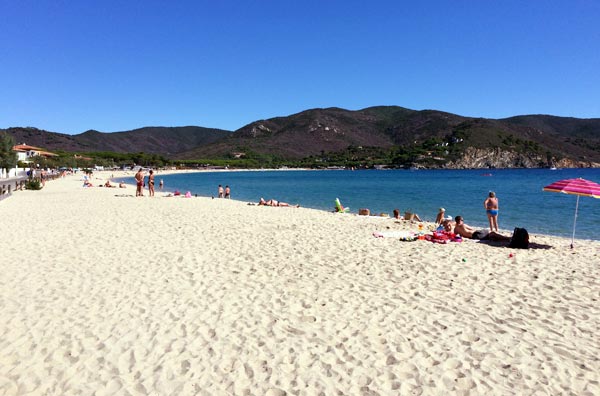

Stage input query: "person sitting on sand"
[
  {"left": 407, "top": 212, "right": 423, "bottom": 222},
  {"left": 258, "top": 197, "right": 298, "bottom": 207},
  {"left": 435, "top": 208, "right": 446, "bottom": 225},
  {"left": 119, "top": 182, "right": 126, "bottom": 188},
  {"left": 442, "top": 218, "right": 454, "bottom": 233},
  {"left": 454, "top": 216, "right": 510, "bottom": 241},
  {"left": 104, "top": 180, "right": 114, "bottom": 188}
]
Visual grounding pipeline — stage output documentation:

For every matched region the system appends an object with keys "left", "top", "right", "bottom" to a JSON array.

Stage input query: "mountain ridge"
[{"left": 3, "top": 106, "right": 600, "bottom": 168}]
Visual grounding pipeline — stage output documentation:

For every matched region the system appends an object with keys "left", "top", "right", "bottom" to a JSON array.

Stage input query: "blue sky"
[{"left": 1, "top": 0, "right": 599, "bottom": 134}]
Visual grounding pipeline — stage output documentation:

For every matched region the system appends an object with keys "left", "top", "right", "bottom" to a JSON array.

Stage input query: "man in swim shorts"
[
  {"left": 135, "top": 168, "right": 144, "bottom": 197},
  {"left": 484, "top": 191, "right": 499, "bottom": 231},
  {"left": 454, "top": 216, "right": 510, "bottom": 241}
]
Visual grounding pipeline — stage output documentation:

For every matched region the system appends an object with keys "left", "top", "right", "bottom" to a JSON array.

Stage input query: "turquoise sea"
[{"left": 118, "top": 168, "right": 600, "bottom": 241}]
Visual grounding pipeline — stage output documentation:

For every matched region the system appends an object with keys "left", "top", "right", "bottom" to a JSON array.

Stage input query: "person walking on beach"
[
  {"left": 218, "top": 185, "right": 224, "bottom": 198},
  {"left": 148, "top": 169, "right": 155, "bottom": 197},
  {"left": 40, "top": 169, "right": 47, "bottom": 187},
  {"left": 484, "top": 191, "right": 499, "bottom": 231},
  {"left": 224, "top": 185, "right": 231, "bottom": 199},
  {"left": 135, "top": 168, "right": 144, "bottom": 197}
]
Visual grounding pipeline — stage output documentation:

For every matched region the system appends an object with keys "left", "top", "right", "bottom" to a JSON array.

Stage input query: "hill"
[
  {"left": 4, "top": 107, "right": 600, "bottom": 168},
  {"left": 177, "top": 107, "right": 600, "bottom": 168},
  {"left": 3, "top": 126, "right": 231, "bottom": 156}
]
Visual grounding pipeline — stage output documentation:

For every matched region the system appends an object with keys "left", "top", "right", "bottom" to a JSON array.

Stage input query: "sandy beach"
[{"left": 1, "top": 172, "right": 599, "bottom": 395}]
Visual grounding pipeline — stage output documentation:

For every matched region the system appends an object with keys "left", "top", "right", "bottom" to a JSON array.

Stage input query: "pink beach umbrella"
[{"left": 543, "top": 178, "right": 600, "bottom": 248}]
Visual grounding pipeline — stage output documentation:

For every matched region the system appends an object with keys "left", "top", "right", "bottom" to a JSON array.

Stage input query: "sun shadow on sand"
[{"left": 478, "top": 241, "right": 553, "bottom": 250}]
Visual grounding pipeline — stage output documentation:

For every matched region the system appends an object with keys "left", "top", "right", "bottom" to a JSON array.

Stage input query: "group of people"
[
  {"left": 435, "top": 191, "right": 509, "bottom": 241},
  {"left": 134, "top": 168, "right": 163, "bottom": 197},
  {"left": 392, "top": 209, "right": 422, "bottom": 222},
  {"left": 217, "top": 185, "right": 231, "bottom": 199},
  {"left": 103, "top": 180, "right": 126, "bottom": 188}
]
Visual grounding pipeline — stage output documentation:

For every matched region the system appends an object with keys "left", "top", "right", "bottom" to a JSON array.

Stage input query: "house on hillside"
[{"left": 12, "top": 144, "right": 58, "bottom": 163}]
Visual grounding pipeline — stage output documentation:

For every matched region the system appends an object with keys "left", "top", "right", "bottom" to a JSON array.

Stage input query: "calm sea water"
[{"left": 117, "top": 168, "right": 600, "bottom": 241}]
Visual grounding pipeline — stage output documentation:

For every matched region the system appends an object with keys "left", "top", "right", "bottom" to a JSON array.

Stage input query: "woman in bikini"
[
  {"left": 484, "top": 191, "right": 499, "bottom": 232},
  {"left": 258, "top": 198, "right": 298, "bottom": 207},
  {"left": 148, "top": 170, "right": 155, "bottom": 197}
]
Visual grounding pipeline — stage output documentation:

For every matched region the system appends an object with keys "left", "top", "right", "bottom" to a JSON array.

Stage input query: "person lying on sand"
[
  {"left": 454, "top": 216, "right": 510, "bottom": 241},
  {"left": 258, "top": 198, "right": 299, "bottom": 207}
]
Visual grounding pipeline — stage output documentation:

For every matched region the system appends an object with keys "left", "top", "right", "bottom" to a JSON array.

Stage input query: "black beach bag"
[{"left": 509, "top": 228, "right": 529, "bottom": 249}]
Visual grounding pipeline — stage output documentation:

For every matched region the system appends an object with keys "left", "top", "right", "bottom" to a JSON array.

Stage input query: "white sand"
[{"left": 0, "top": 173, "right": 599, "bottom": 395}]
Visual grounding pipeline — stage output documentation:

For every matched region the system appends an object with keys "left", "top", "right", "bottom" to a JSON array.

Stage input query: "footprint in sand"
[
  {"left": 117, "top": 350, "right": 135, "bottom": 374},
  {"left": 300, "top": 315, "right": 317, "bottom": 323},
  {"left": 265, "top": 388, "right": 286, "bottom": 396},
  {"left": 180, "top": 360, "right": 191, "bottom": 375},
  {"left": 243, "top": 363, "right": 254, "bottom": 379},
  {"left": 0, "top": 376, "right": 18, "bottom": 395}
]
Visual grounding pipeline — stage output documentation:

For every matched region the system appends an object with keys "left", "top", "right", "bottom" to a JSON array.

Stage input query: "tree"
[{"left": 0, "top": 132, "right": 18, "bottom": 176}]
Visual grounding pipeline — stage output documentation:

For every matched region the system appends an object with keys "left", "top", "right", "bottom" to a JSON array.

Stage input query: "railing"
[
  {"left": 0, "top": 176, "right": 27, "bottom": 201},
  {"left": 0, "top": 173, "right": 63, "bottom": 201}
]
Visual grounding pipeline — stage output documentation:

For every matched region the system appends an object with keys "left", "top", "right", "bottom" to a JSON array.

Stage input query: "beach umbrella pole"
[{"left": 571, "top": 195, "right": 580, "bottom": 249}]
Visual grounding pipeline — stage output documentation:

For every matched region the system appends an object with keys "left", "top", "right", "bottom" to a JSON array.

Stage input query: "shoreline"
[
  {"left": 1, "top": 174, "right": 599, "bottom": 394},
  {"left": 105, "top": 169, "right": 600, "bottom": 244}
]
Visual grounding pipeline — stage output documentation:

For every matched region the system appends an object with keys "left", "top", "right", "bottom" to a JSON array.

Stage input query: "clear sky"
[{"left": 1, "top": 0, "right": 599, "bottom": 134}]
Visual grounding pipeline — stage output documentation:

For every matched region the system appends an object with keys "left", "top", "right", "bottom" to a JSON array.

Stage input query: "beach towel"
[{"left": 424, "top": 231, "right": 462, "bottom": 244}]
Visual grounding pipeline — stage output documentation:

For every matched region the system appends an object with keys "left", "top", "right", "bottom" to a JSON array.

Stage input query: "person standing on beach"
[
  {"left": 40, "top": 169, "right": 47, "bottom": 187},
  {"left": 224, "top": 185, "right": 231, "bottom": 199},
  {"left": 218, "top": 185, "right": 224, "bottom": 198},
  {"left": 135, "top": 168, "right": 144, "bottom": 197},
  {"left": 148, "top": 169, "right": 155, "bottom": 197},
  {"left": 484, "top": 191, "right": 499, "bottom": 231}
]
